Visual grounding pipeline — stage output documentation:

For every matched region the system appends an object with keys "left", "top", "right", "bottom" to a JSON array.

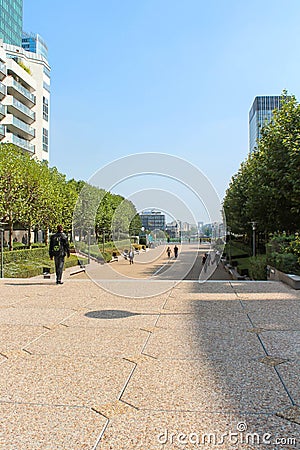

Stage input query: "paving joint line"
[{"left": 240, "top": 300, "right": 296, "bottom": 407}]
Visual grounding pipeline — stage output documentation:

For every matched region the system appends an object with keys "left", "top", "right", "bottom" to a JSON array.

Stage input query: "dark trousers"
[{"left": 54, "top": 256, "right": 65, "bottom": 282}]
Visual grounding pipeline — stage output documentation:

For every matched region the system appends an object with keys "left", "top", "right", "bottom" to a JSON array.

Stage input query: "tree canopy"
[
  {"left": 0, "top": 143, "right": 141, "bottom": 248},
  {"left": 224, "top": 93, "right": 300, "bottom": 235}
]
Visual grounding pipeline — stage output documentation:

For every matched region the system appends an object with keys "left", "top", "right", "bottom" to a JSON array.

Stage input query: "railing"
[
  {"left": 0, "top": 61, "right": 6, "bottom": 75},
  {"left": 11, "top": 79, "right": 36, "bottom": 104},
  {"left": 0, "top": 82, "right": 6, "bottom": 96},
  {"left": 12, "top": 116, "right": 35, "bottom": 137},
  {"left": 12, "top": 98, "right": 35, "bottom": 120},
  {"left": 0, "top": 104, "right": 5, "bottom": 116},
  {"left": 11, "top": 134, "right": 35, "bottom": 152},
  {"left": 0, "top": 125, "right": 5, "bottom": 137}
]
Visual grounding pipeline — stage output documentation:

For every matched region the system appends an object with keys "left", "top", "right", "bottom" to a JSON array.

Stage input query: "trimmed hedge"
[
  {"left": 4, "top": 247, "right": 49, "bottom": 264},
  {"left": 5, "top": 254, "right": 80, "bottom": 278}
]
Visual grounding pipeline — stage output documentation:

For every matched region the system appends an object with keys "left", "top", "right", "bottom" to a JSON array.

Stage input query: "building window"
[
  {"left": 43, "top": 96, "right": 48, "bottom": 121},
  {"left": 42, "top": 128, "right": 48, "bottom": 152}
]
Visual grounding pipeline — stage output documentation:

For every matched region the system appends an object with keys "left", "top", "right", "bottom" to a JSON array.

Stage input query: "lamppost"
[
  {"left": 227, "top": 226, "right": 232, "bottom": 264},
  {"left": 249, "top": 221, "right": 257, "bottom": 257},
  {"left": 87, "top": 228, "right": 91, "bottom": 264},
  {"left": 0, "top": 222, "right": 7, "bottom": 278},
  {"left": 102, "top": 229, "right": 105, "bottom": 254}
]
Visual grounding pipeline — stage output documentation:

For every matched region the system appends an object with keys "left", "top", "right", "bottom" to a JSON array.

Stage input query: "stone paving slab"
[
  {"left": 1, "top": 276, "right": 300, "bottom": 448},
  {"left": 171, "top": 281, "right": 233, "bottom": 293},
  {"left": 63, "top": 307, "right": 159, "bottom": 329},
  {"left": 122, "top": 358, "right": 290, "bottom": 413},
  {"left": 87, "top": 294, "right": 169, "bottom": 312},
  {"left": 163, "top": 297, "right": 244, "bottom": 313},
  {"left": 100, "top": 411, "right": 299, "bottom": 450},
  {"left": 0, "top": 403, "right": 107, "bottom": 450},
  {"left": 0, "top": 354, "right": 134, "bottom": 407},
  {"left": 155, "top": 313, "right": 251, "bottom": 330},
  {"left": 0, "top": 324, "right": 46, "bottom": 354},
  {"left": 144, "top": 327, "right": 264, "bottom": 359},
  {"left": 276, "top": 358, "right": 300, "bottom": 407},
  {"left": 246, "top": 304, "right": 300, "bottom": 330},
  {"left": 0, "top": 306, "right": 74, "bottom": 327},
  {"left": 26, "top": 327, "right": 149, "bottom": 358},
  {"left": 261, "top": 331, "right": 300, "bottom": 357},
  {"left": 231, "top": 281, "right": 298, "bottom": 296}
]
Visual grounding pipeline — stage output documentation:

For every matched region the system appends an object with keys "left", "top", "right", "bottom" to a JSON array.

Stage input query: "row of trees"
[
  {"left": 223, "top": 92, "right": 300, "bottom": 237},
  {"left": 0, "top": 144, "right": 141, "bottom": 249}
]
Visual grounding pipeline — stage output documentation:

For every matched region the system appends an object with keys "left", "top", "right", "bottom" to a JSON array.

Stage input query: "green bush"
[
  {"left": 248, "top": 255, "right": 267, "bottom": 280},
  {"left": 4, "top": 247, "right": 49, "bottom": 264},
  {"left": 4, "top": 254, "right": 79, "bottom": 278},
  {"left": 267, "top": 252, "right": 298, "bottom": 274}
]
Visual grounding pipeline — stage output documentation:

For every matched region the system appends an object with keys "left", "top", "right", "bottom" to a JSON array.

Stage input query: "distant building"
[
  {"left": 140, "top": 210, "right": 165, "bottom": 231},
  {"left": 0, "top": 41, "right": 50, "bottom": 161},
  {"left": 165, "top": 220, "right": 179, "bottom": 238},
  {"left": 249, "top": 96, "right": 284, "bottom": 154},
  {"left": 22, "top": 32, "right": 48, "bottom": 60},
  {"left": 0, "top": 0, "right": 23, "bottom": 46}
]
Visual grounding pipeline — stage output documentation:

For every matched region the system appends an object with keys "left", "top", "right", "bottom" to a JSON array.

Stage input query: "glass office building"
[
  {"left": 249, "top": 96, "right": 282, "bottom": 153},
  {"left": 22, "top": 32, "right": 48, "bottom": 60},
  {"left": 140, "top": 211, "right": 166, "bottom": 231},
  {"left": 0, "top": 0, "right": 23, "bottom": 46}
]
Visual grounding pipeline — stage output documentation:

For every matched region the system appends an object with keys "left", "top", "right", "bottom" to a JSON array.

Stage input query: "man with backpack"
[{"left": 49, "top": 225, "right": 70, "bottom": 284}]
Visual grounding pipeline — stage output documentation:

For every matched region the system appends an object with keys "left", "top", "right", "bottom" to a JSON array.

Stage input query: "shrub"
[
  {"left": 248, "top": 255, "right": 268, "bottom": 280},
  {"left": 268, "top": 252, "right": 298, "bottom": 274},
  {"left": 4, "top": 247, "right": 49, "bottom": 264}
]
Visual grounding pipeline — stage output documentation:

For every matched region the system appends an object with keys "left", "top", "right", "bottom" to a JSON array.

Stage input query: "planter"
[{"left": 267, "top": 266, "right": 300, "bottom": 290}]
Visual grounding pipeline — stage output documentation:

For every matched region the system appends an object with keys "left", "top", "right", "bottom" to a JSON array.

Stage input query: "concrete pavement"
[{"left": 0, "top": 247, "right": 300, "bottom": 449}]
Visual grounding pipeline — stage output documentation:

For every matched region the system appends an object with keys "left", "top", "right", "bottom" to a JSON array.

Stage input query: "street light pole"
[
  {"left": 0, "top": 222, "right": 7, "bottom": 278},
  {"left": 249, "top": 221, "right": 257, "bottom": 257}
]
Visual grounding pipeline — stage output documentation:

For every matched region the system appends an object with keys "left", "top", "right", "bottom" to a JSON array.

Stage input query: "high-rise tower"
[
  {"left": 249, "top": 96, "right": 282, "bottom": 154},
  {"left": 0, "top": 0, "right": 23, "bottom": 46}
]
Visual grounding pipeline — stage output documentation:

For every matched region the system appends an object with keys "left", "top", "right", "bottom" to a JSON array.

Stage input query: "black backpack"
[{"left": 52, "top": 234, "right": 62, "bottom": 256}]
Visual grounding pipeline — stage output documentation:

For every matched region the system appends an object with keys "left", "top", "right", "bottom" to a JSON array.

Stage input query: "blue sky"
[{"left": 24, "top": 0, "right": 300, "bottom": 207}]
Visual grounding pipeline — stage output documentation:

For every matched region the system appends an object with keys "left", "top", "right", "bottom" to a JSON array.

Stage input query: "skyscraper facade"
[
  {"left": 0, "top": 0, "right": 23, "bottom": 46},
  {"left": 0, "top": 0, "right": 50, "bottom": 161},
  {"left": 249, "top": 96, "right": 282, "bottom": 153},
  {"left": 22, "top": 32, "right": 48, "bottom": 60}
]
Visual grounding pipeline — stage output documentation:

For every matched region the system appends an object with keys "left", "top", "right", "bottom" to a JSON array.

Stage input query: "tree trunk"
[
  {"left": 8, "top": 215, "right": 13, "bottom": 251},
  {"left": 44, "top": 228, "right": 49, "bottom": 245},
  {"left": 28, "top": 226, "right": 31, "bottom": 249}
]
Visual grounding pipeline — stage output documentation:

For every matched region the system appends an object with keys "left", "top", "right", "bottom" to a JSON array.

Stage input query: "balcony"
[
  {"left": 0, "top": 125, "right": 5, "bottom": 140},
  {"left": 0, "top": 81, "right": 6, "bottom": 100},
  {"left": 0, "top": 61, "right": 6, "bottom": 81},
  {"left": 6, "top": 96, "right": 35, "bottom": 124},
  {"left": 0, "top": 103, "right": 5, "bottom": 120},
  {"left": 8, "top": 133, "right": 35, "bottom": 153},
  {"left": 4, "top": 114, "right": 35, "bottom": 140},
  {"left": 6, "top": 77, "right": 36, "bottom": 107}
]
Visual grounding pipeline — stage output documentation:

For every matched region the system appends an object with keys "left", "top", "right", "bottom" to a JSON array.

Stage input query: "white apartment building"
[{"left": 0, "top": 39, "right": 50, "bottom": 161}]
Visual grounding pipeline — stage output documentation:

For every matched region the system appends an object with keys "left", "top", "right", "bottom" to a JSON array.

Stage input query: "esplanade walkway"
[{"left": 0, "top": 245, "right": 299, "bottom": 449}]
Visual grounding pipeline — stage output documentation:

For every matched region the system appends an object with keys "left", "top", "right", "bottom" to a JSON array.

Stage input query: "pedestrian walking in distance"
[
  {"left": 49, "top": 225, "right": 70, "bottom": 284},
  {"left": 129, "top": 249, "right": 134, "bottom": 265},
  {"left": 174, "top": 245, "right": 179, "bottom": 259},
  {"left": 166, "top": 246, "right": 172, "bottom": 258}
]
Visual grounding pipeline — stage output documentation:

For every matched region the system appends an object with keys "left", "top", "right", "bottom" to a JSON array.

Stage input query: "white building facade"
[{"left": 0, "top": 39, "right": 50, "bottom": 161}]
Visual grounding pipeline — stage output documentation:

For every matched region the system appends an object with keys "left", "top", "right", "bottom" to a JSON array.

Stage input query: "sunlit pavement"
[{"left": 0, "top": 252, "right": 300, "bottom": 448}]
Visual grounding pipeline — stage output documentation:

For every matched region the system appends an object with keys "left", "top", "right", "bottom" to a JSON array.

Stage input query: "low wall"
[{"left": 267, "top": 266, "right": 300, "bottom": 290}]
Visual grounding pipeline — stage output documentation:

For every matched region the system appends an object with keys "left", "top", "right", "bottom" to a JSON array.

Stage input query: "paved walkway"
[{"left": 0, "top": 248, "right": 300, "bottom": 448}]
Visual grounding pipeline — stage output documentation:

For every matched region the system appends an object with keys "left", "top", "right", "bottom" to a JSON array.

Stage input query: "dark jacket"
[{"left": 49, "top": 232, "right": 70, "bottom": 258}]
